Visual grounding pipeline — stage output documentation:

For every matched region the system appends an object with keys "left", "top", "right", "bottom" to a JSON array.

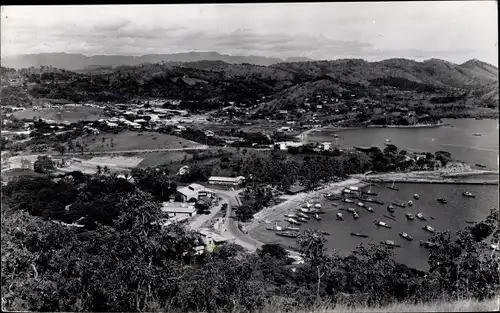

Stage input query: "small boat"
[
  {"left": 276, "top": 231, "right": 299, "bottom": 238},
  {"left": 423, "top": 225, "right": 435, "bottom": 233},
  {"left": 285, "top": 214, "right": 298, "bottom": 218},
  {"left": 473, "top": 133, "right": 482, "bottom": 136},
  {"left": 314, "top": 203, "right": 322, "bottom": 209},
  {"left": 430, "top": 216, "right": 435, "bottom": 220},
  {"left": 387, "top": 205, "right": 395, "bottom": 213},
  {"left": 408, "top": 200, "right": 413, "bottom": 206},
  {"left": 362, "top": 184, "right": 378, "bottom": 196},
  {"left": 285, "top": 226, "right": 300, "bottom": 231},
  {"left": 385, "top": 139, "right": 391, "bottom": 143},
  {"left": 475, "top": 164, "right": 487, "bottom": 168},
  {"left": 462, "top": 191, "right": 475, "bottom": 198},
  {"left": 420, "top": 240, "right": 438, "bottom": 248},
  {"left": 374, "top": 220, "right": 391, "bottom": 228},
  {"left": 314, "top": 213, "right": 322, "bottom": 221},
  {"left": 356, "top": 202, "right": 365, "bottom": 208},
  {"left": 299, "top": 208, "right": 311, "bottom": 213},
  {"left": 365, "top": 206, "right": 374, "bottom": 213},
  {"left": 381, "top": 240, "right": 400, "bottom": 247},
  {"left": 373, "top": 199, "right": 384, "bottom": 205},
  {"left": 437, "top": 198, "right": 447, "bottom": 204},
  {"left": 343, "top": 198, "right": 354, "bottom": 203},
  {"left": 351, "top": 232, "right": 369, "bottom": 238},
  {"left": 405, "top": 213, "right": 415, "bottom": 220},
  {"left": 297, "top": 212, "right": 310, "bottom": 219},
  {"left": 336, "top": 213, "right": 344, "bottom": 220},
  {"left": 416, "top": 212, "right": 427, "bottom": 221},
  {"left": 392, "top": 202, "right": 406, "bottom": 208},
  {"left": 331, "top": 203, "right": 339, "bottom": 207},
  {"left": 399, "top": 232, "right": 414, "bottom": 241},
  {"left": 320, "top": 231, "right": 330, "bottom": 236},
  {"left": 387, "top": 180, "right": 399, "bottom": 191},
  {"left": 413, "top": 194, "right": 420, "bottom": 199},
  {"left": 286, "top": 218, "right": 301, "bottom": 225},
  {"left": 297, "top": 217, "right": 308, "bottom": 223},
  {"left": 384, "top": 214, "right": 397, "bottom": 221},
  {"left": 349, "top": 186, "right": 360, "bottom": 192},
  {"left": 347, "top": 207, "right": 356, "bottom": 213},
  {"left": 353, "top": 212, "right": 359, "bottom": 219}
]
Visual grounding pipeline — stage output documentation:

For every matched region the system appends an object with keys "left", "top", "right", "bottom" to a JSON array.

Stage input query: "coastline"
[{"left": 244, "top": 178, "right": 366, "bottom": 232}]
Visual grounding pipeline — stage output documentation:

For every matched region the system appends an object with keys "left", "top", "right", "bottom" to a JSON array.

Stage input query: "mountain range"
[{"left": 0, "top": 52, "right": 315, "bottom": 70}]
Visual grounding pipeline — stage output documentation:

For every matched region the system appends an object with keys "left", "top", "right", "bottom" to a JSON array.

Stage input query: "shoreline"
[{"left": 245, "top": 178, "right": 366, "bottom": 232}]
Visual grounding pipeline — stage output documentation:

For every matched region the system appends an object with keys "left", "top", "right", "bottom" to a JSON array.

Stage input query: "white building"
[
  {"left": 278, "top": 141, "right": 304, "bottom": 151},
  {"left": 321, "top": 142, "right": 331, "bottom": 150},
  {"left": 208, "top": 176, "right": 245, "bottom": 186},
  {"left": 161, "top": 202, "right": 197, "bottom": 218},
  {"left": 177, "top": 183, "right": 206, "bottom": 202}
]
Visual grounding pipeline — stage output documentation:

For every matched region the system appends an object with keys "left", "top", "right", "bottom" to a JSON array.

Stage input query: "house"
[
  {"left": 278, "top": 110, "right": 288, "bottom": 115},
  {"left": 161, "top": 202, "right": 197, "bottom": 218},
  {"left": 286, "top": 184, "right": 307, "bottom": 195},
  {"left": 204, "top": 130, "right": 214, "bottom": 137},
  {"left": 278, "top": 141, "right": 303, "bottom": 150},
  {"left": 208, "top": 176, "right": 245, "bottom": 186},
  {"left": 320, "top": 142, "right": 331, "bottom": 150},
  {"left": 277, "top": 126, "right": 293, "bottom": 132},
  {"left": 196, "top": 228, "right": 229, "bottom": 249},
  {"left": 177, "top": 183, "right": 206, "bottom": 202}
]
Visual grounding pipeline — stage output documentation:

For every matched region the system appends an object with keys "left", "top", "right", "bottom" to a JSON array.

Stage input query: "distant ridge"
[{"left": 0, "top": 52, "right": 316, "bottom": 70}]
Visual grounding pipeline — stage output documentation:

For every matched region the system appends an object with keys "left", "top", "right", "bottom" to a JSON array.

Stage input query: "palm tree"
[
  {"left": 103, "top": 166, "right": 110, "bottom": 174},
  {"left": 96, "top": 165, "right": 102, "bottom": 175}
]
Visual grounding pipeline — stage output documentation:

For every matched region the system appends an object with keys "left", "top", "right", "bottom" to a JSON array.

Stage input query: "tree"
[
  {"left": 96, "top": 165, "right": 102, "bottom": 175},
  {"left": 33, "top": 155, "right": 55, "bottom": 173},
  {"left": 55, "top": 144, "right": 66, "bottom": 157},
  {"left": 103, "top": 166, "right": 110, "bottom": 174}
]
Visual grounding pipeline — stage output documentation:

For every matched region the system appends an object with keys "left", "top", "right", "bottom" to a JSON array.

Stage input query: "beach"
[{"left": 245, "top": 178, "right": 366, "bottom": 232}]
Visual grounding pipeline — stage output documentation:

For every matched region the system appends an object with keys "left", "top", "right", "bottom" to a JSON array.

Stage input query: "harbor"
[{"left": 248, "top": 179, "right": 498, "bottom": 270}]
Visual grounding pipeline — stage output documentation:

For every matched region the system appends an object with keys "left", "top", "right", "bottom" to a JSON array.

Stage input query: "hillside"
[
  {"left": 0, "top": 52, "right": 315, "bottom": 70},
  {"left": 2, "top": 57, "right": 497, "bottom": 114}
]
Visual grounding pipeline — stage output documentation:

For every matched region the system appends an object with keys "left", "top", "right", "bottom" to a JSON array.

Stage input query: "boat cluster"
[{"left": 273, "top": 202, "right": 327, "bottom": 238}]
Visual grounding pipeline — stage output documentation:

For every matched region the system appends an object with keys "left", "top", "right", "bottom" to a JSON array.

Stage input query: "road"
[
  {"left": 213, "top": 188, "right": 303, "bottom": 260},
  {"left": 14, "top": 145, "right": 210, "bottom": 158}
]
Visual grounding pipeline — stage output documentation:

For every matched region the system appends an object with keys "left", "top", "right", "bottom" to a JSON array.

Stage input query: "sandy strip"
[{"left": 245, "top": 178, "right": 366, "bottom": 232}]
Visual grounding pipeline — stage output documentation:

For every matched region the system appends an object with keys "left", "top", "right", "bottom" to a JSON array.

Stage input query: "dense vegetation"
[{"left": 1, "top": 170, "right": 498, "bottom": 312}]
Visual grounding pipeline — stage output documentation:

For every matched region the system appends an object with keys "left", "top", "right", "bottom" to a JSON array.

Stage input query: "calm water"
[
  {"left": 251, "top": 183, "right": 499, "bottom": 270},
  {"left": 306, "top": 119, "right": 499, "bottom": 170},
  {"left": 251, "top": 119, "right": 499, "bottom": 270}
]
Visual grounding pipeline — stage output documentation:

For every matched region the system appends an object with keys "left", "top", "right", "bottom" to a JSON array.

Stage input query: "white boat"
[
  {"left": 353, "top": 212, "right": 359, "bottom": 219},
  {"left": 375, "top": 220, "right": 391, "bottom": 228},
  {"left": 408, "top": 200, "right": 413, "bottom": 206},
  {"left": 286, "top": 226, "right": 300, "bottom": 231},
  {"left": 356, "top": 202, "right": 365, "bottom": 207},
  {"left": 385, "top": 139, "right": 391, "bottom": 143},
  {"left": 314, "top": 213, "right": 322, "bottom": 221},
  {"left": 349, "top": 186, "right": 359, "bottom": 191},
  {"left": 423, "top": 225, "right": 435, "bottom": 233},
  {"left": 314, "top": 203, "right": 322, "bottom": 208},
  {"left": 299, "top": 208, "right": 310, "bottom": 213},
  {"left": 285, "top": 214, "right": 298, "bottom": 218},
  {"left": 343, "top": 198, "right": 354, "bottom": 203},
  {"left": 336, "top": 212, "right": 344, "bottom": 220},
  {"left": 286, "top": 218, "right": 301, "bottom": 225},
  {"left": 416, "top": 212, "right": 426, "bottom": 220},
  {"left": 414, "top": 193, "right": 420, "bottom": 199},
  {"left": 347, "top": 207, "right": 356, "bottom": 213},
  {"left": 366, "top": 206, "right": 374, "bottom": 213}
]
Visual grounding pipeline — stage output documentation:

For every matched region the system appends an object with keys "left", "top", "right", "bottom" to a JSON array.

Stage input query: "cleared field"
[
  {"left": 58, "top": 156, "right": 143, "bottom": 174},
  {"left": 13, "top": 106, "right": 107, "bottom": 122},
  {"left": 137, "top": 151, "right": 193, "bottom": 168},
  {"left": 73, "top": 131, "right": 202, "bottom": 152}
]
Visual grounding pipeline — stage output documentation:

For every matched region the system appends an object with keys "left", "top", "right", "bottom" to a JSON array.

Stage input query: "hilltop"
[
  {"left": 0, "top": 52, "right": 315, "bottom": 70},
  {"left": 1, "top": 57, "right": 497, "bottom": 116}
]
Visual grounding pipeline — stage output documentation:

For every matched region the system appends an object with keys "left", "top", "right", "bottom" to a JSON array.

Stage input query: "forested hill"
[{"left": 2, "top": 57, "right": 498, "bottom": 112}]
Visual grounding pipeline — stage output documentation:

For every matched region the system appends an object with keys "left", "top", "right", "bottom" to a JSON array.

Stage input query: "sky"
[{"left": 1, "top": 2, "right": 498, "bottom": 65}]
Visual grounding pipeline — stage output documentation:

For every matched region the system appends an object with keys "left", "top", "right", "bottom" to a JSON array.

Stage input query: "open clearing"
[
  {"left": 137, "top": 151, "right": 193, "bottom": 168},
  {"left": 73, "top": 131, "right": 202, "bottom": 152},
  {"left": 58, "top": 156, "right": 143, "bottom": 174},
  {"left": 13, "top": 106, "right": 107, "bottom": 123}
]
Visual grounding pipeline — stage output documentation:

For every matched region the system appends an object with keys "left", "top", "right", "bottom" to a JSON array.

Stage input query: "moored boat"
[
  {"left": 297, "top": 212, "right": 310, "bottom": 219},
  {"left": 347, "top": 207, "right": 356, "bottom": 213},
  {"left": 356, "top": 201, "right": 365, "bottom": 208},
  {"left": 392, "top": 202, "right": 406, "bottom": 208},
  {"left": 420, "top": 240, "right": 438, "bottom": 248},
  {"left": 336, "top": 213, "right": 344, "bottom": 220},
  {"left": 399, "top": 232, "right": 414, "bottom": 241},
  {"left": 437, "top": 198, "right": 447, "bottom": 204},
  {"left": 351, "top": 232, "right": 369, "bottom": 238},
  {"left": 365, "top": 206, "right": 374, "bottom": 213},
  {"left": 416, "top": 212, "right": 427, "bottom": 221},
  {"left": 314, "top": 213, "right": 322, "bottom": 221},
  {"left": 408, "top": 200, "right": 413, "bottom": 206},
  {"left": 299, "top": 208, "right": 311, "bottom": 213},
  {"left": 381, "top": 240, "right": 400, "bottom": 247},
  {"left": 423, "top": 225, "right": 435, "bottom": 233},
  {"left": 462, "top": 191, "right": 475, "bottom": 198},
  {"left": 285, "top": 226, "right": 300, "bottom": 231},
  {"left": 373, "top": 199, "right": 384, "bottom": 205},
  {"left": 285, "top": 214, "right": 298, "bottom": 218},
  {"left": 286, "top": 218, "right": 301, "bottom": 225},
  {"left": 413, "top": 193, "right": 420, "bottom": 199},
  {"left": 374, "top": 220, "right": 391, "bottom": 228},
  {"left": 387, "top": 205, "right": 395, "bottom": 213},
  {"left": 405, "top": 213, "right": 415, "bottom": 220},
  {"left": 384, "top": 214, "right": 397, "bottom": 221},
  {"left": 276, "top": 231, "right": 299, "bottom": 238},
  {"left": 475, "top": 164, "right": 487, "bottom": 168},
  {"left": 353, "top": 212, "right": 359, "bottom": 219},
  {"left": 343, "top": 198, "right": 354, "bottom": 203},
  {"left": 297, "top": 217, "right": 308, "bottom": 223},
  {"left": 387, "top": 180, "right": 399, "bottom": 191}
]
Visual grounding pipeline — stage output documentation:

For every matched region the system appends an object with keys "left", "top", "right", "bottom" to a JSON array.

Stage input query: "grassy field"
[
  {"left": 13, "top": 106, "right": 107, "bottom": 123},
  {"left": 137, "top": 151, "right": 193, "bottom": 168},
  {"left": 73, "top": 131, "right": 202, "bottom": 152}
]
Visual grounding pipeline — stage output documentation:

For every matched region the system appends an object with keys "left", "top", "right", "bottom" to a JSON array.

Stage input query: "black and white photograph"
[{"left": 1, "top": 2, "right": 499, "bottom": 312}]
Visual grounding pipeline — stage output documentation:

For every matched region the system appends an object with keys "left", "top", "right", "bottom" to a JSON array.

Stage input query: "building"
[
  {"left": 208, "top": 176, "right": 245, "bottom": 186},
  {"left": 196, "top": 228, "right": 229, "bottom": 251},
  {"left": 278, "top": 141, "right": 304, "bottom": 151},
  {"left": 161, "top": 202, "right": 197, "bottom": 218},
  {"left": 321, "top": 142, "right": 332, "bottom": 150},
  {"left": 177, "top": 183, "right": 206, "bottom": 202}
]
